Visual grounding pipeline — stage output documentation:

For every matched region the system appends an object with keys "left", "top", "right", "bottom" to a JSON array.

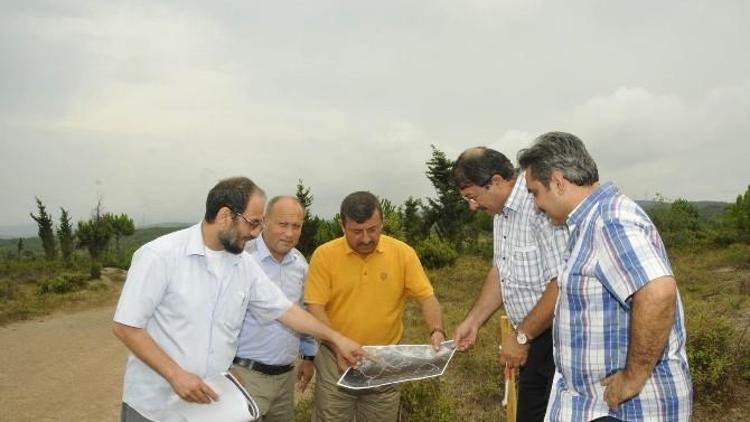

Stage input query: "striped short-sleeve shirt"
[
  {"left": 546, "top": 183, "right": 692, "bottom": 422},
  {"left": 494, "top": 172, "right": 568, "bottom": 326}
]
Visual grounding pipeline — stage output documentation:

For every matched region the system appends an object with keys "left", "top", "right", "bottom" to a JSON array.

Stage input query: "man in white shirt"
[
  {"left": 233, "top": 196, "right": 317, "bottom": 421},
  {"left": 113, "top": 177, "right": 366, "bottom": 422}
]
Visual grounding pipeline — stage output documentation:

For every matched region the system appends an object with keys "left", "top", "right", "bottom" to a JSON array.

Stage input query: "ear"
[
  {"left": 488, "top": 174, "right": 507, "bottom": 186},
  {"left": 549, "top": 171, "right": 566, "bottom": 195},
  {"left": 220, "top": 206, "right": 234, "bottom": 223}
]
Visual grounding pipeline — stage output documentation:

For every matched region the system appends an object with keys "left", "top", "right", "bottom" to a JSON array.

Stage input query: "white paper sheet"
[
  {"left": 165, "top": 372, "right": 260, "bottom": 422},
  {"left": 337, "top": 340, "right": 457, "bottom": 390}
]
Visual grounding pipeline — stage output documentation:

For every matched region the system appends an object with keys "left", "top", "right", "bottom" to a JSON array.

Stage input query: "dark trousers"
[
  {"left": 517, "top": 328, "right": 555, "bottom": 422},
  {"left": 120, "top": 403, "right": 153, "bottom": 422}
]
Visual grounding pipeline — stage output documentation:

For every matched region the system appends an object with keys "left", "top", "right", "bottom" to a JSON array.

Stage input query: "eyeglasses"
[
  {"left": 461, "top": 177, "right": 494, "bottom": 204},
  {"left": 233, "top": 211, "right": 263, "bottom": 230}
]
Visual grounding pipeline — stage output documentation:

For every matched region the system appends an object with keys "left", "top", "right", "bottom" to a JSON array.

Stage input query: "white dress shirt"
[{"left": 113, "top": 223, "right": 293, "bottom": 421}]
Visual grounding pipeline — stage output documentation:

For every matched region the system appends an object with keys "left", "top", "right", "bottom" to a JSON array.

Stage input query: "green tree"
[
  {"left": 57, "top": 207, "right": 74, "bottom": 265},
  {"left": 723, "top": 185, "right": 750, "bottom": 244},
  {"left": 106, "top": 212, "right": 135, "bottom": 254},
  {"left": 400, "top": 196, "right": 426, "bottom": 245},
  {"left": 380, "top": 198, "right": 404, "bottom": 240},
  {"left": 16, "top": 238, "right": 24, "bottom": 260},
  {"left": 30, "top": 197, "right": 57, "bottom": 261},
  {"left": 423, "top": 145, "right": 474, "bottom": 249},
  {"left": 649, "top": 196, "right": 705, "bottom": 248},
  {"left": 296, "top": 179, "right": 319, "bottom": 257},
  {"left": 76, "top": 201, "right": 113, "bottom": 276}
]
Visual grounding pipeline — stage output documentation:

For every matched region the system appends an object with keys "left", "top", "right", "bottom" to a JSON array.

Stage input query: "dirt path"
[{"left": 0, "top": 304, "right": 127, "bottom": 421}]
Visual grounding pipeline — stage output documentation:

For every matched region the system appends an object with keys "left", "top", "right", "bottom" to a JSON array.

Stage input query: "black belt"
[{"left": 233, "top": 357, "right": 294, "bottom": 376}]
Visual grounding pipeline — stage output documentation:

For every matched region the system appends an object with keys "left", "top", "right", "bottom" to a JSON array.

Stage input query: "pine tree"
[
  {"left": 106, "top": 212, "right": 135, "bottom": 254},
  {"left": 30, "top": 197, "right": 57, "bottom": 260},
  {"left": 16, "top": 238, "right": 24, "bottom": 260},
  {"left": 57, "top": 208, "right": 74, "bottom": 265},
  {"left": 295, "top": 179, "right": 319, "bottom": 257},
  {"left": 423, "top": 145, "right": 474, "bottom": 249}
]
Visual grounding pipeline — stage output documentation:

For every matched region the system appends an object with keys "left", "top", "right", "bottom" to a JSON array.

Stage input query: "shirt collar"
[
  {"left": 186, "top": 222, "right": 206, "bottom": 256},
  {"left": 189, "top": 221, "right": 243, "bottom": 265},
  {"left": 567, "top": 182, "right": 618, "bottom": 227},
  {"left": 342, "top": 236, "right": 384, "bottom": 256},
  {"left": 502, "top": 171, "right": 526, "bottom": 213},
  {"left": 254, "top": 234, "right": 297, "bottom": 265}
]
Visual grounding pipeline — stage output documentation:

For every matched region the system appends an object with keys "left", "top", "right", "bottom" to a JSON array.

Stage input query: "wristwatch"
[
  {"left": 515, "top": 330, "right": 530, "bottom": 345},
  {"left": 302, "top": 355, "right": 315, "bottom": 361}
]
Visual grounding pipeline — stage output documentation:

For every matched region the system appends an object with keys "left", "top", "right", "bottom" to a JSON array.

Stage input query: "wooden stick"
[{"left": 499, "top": 315, "right": 518, "bottom": 422}]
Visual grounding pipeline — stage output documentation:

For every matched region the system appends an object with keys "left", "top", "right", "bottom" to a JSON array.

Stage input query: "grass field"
[{"left": 1, "top": 237, "right": 748, "bottom": 420}]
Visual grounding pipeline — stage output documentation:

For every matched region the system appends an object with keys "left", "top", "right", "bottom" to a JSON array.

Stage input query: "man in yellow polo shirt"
[{"left": 305, "top": 191, "right": 445, "bottom": 422}]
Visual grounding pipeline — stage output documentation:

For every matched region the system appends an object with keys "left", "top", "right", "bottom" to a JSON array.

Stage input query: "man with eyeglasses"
[
  {"left": 231, "top": 196, "right": 318, "bottom": 422},
  {"left": 451, "top": 148, "right": 568, "bottom": 422},
  {"left": 304, "top": 191, "right": 445, "bottom": 422},
  {"left": 113, "top": 177, "right": 367, "bottom": 422}
]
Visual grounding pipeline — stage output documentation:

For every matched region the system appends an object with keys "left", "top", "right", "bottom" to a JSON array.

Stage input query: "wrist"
[
  {"left": 622, "top": 366, "right": 650, "bottom": 387},
  {"left": 430, "top": 327, "right": 446, "bottom": 338},
  {"left": 514, "top": 328, "right": 532, "bottom": 345}
]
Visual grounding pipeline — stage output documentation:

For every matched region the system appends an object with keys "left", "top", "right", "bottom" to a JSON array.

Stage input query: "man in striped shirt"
[
  {"left": 518, "top": 132, "right": 692, "bottom": 421},
  {"left": 451, "top": 147, "right": 568, "bottom": 422}
]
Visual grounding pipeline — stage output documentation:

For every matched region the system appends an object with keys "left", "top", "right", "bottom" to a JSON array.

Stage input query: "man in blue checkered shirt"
[
  {"left": 518, "top": 132, "right": 692, "bottom": 422},
  {"left": 451, "top": 147, "right": 569, "bottom": 422}
]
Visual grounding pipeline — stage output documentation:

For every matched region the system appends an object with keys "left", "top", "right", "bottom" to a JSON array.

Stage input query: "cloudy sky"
[{"left": 2, "top": 0, "right": 749, "bottom": 232}]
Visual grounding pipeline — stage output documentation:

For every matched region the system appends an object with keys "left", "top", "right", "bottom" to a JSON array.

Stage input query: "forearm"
[
  {"left": 279, "top": 304, "right": 342, "bottom": 344},
  {"left": 517, "top": 279, "right": 558, "bottom": 339},
  {"left": 112, "top": 322, "right": 182, "bottom": 383},
  {"left": 418, "top": 295, "right": 444, "bottom": 333},
  {"left": 625, "top": 276, "right": 677, "bottom": 383},
  {"left": 464, "top": 266, "right": 503, "bottom": 328}
]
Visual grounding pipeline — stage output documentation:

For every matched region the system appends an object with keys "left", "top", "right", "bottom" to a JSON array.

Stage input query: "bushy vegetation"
[
  {"left": 2, "top": 147, "right": 749, "bottom": 419},
  {"left": 416, "top": 235, "right": 459, "bottom": 269}
]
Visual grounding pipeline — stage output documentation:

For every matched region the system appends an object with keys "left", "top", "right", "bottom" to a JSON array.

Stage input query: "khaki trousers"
[
  {"left": 231, "top": 364, "right": 295, "bottom": 422},
  {"left": 312, "top": 345, "right": 400, "bottom": 422}
]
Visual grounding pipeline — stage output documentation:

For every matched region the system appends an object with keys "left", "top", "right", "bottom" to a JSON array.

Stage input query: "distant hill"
[
  {"left": 0, "top": 224, "right": 189, "bottom": 258},
  {"left": 636, "top": 200, "right": 730, "bottom": 221},
  {"left": 0, "top": 223, "right": 38, "bottom": 239}
]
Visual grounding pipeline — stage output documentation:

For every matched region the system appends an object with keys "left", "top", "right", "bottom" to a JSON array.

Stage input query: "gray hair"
[{"left": 517, "top": 132, "right": 599, "bottom": 186}]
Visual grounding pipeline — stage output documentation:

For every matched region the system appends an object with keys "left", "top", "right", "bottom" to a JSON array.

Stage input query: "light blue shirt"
[
  {"left": 236, "top": 236, "right": 318, "bottom": 365},
  {"left": 546, "top": 183, "right": 692, "bottom": 421},
  {"left": 113, "top": 223, "right": 293, "bottom": 421}
]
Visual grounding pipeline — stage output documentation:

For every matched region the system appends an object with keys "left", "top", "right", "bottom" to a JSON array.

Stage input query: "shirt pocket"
[
  {"left": 222, "top": 290, "right": 249, "bottom": 335},
  {"left": 509, "top": 244, "right": 543, "bottom": 284}
]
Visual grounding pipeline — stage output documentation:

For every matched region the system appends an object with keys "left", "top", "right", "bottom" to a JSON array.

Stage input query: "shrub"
[
  {"left": 686, "top": 305, "right": 750, "bottom": 403},
  {"left": 417, "top": 236, "right": 458, "bottom": 269},
  {"left": 0, "top": 280, "right": 19, "bottom": 301},
  {"left": 36, "top": 273, "right": 89, "bottom": 295}
]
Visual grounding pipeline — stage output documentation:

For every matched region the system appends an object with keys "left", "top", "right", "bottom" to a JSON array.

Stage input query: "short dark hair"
[
  {"left": 517, "top": 131, "right": 599, "bottom": 187},
  {"left": 452, "top": 147, "right": 516, "bottom": 188},
  {"left": 340, "top": 191, "right": 382, "bottom": 224},
  {"left": 204, "top": 177, "right": 265, "bottom": 223}
]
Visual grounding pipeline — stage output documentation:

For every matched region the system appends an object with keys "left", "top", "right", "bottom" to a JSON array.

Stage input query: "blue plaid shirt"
[{"left": 546, "top": 183, "right": 692, "bottom": 422}]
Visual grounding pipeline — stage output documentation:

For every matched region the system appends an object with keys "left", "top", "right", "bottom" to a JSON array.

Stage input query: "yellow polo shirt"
[{"left": 304, "top": 235, "right": 434, "bottom": 345}]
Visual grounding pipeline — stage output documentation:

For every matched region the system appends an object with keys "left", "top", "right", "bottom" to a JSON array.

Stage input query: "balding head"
[
  {"left": 266, "top": 196, "right": 304, "bottom": 218},
  {"left": 452, "top": 146, "right": 516, "bottom": 189},
  {"left": 262, "top": 196, "right": 304, "bottom": 262}
]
